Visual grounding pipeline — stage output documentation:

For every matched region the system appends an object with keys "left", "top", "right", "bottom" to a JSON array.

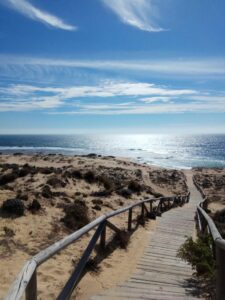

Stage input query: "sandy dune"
[{"left": 0, "top": 153, "right": 188, "bottom": 299}]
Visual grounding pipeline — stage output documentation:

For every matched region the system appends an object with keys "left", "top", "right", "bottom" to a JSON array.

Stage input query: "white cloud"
[
  {"left": 0, "top": 81, "right": 196, "bottom": 110},
  {"left": 1, "top": 56, "right": 225, "bottom": 78},
  {"left": 2, "top": 0, "right": 76, "bottom": 31},
  {"left": 1, "top": 80, "right": 225, "bottom": 115},
  {"left": 140, "top": 96, "right": 172, "bottom": 103},
  {"left": 49, "top": 81, "right": 196, "bottom": 99},
  {"left": 101, "top": 0, "right": 164, "bottom": 32},
  {"left": 49, "top": 102, "right": 225, "bottom": 115}
]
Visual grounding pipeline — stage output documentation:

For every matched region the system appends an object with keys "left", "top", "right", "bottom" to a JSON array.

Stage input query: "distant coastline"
[{"left": 0, "top": 134, "right": 225, "bottom": 169}]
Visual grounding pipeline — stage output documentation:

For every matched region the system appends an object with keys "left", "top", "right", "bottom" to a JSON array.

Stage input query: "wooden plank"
[
  {"left": 119, "top": 282, "right": 195, "bottom": 294},
  {"left": 4, "top": 259, "right": 37, "bottom": 300},
  {"left": 100, "top": 222, "right": 106, "bottom": 250},
  {"left": 57, "top": 222, "right": 105, "bottom": 300},
  {"left": 137, "top": 265, "right": 192, "bottom": 275},
  {"left": 106, "top": 220, "right": 122, "bottom": 234},
  {"left": 128, "top": 208, "right": 132, "bottom": 231},
  {"left": 91, "top": 177, "right": 203, "bottom": 300},
  {"left": 25, "top": 269, "right": 37, "bottom": 300}
]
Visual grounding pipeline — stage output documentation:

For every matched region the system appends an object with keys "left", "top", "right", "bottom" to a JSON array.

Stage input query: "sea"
[{"left": 0, "top": 134, "right": 225, "bottom": 169}]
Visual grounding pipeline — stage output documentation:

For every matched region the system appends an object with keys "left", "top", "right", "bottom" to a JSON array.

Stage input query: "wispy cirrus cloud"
[
  {"left": 101, "top": 0, "right": 164, "bottom": 32},
  {"left": 1, "top": 0, "right": 76, "bottom": 31},
  {"left": 50, "top": 102, "right": 225, "bottom": 115},
  {"left": 1, "top": 55, "right": 225, "bottom": 79}
]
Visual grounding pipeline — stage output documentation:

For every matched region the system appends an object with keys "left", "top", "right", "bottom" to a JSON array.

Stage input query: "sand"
[
  {"left": 0, "top": 153, "right": 188, "bottom": 299},
  {"left": 193, "top": 167, "right": 225, "bottom": 213}
]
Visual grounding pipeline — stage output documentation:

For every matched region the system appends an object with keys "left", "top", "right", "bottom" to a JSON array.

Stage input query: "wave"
[{"left": 0, "top": 146, "right": 85, "bottom": 152}]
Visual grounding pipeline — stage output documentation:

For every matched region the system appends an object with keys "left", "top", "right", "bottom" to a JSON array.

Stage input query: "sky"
[{"left": 0, "top": 0, "right": 225, "bottom": 134}]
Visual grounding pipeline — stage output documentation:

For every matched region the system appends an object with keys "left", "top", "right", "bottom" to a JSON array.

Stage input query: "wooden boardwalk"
[{"left": 91, "top": 172, "right": 203, "bottom": 300}]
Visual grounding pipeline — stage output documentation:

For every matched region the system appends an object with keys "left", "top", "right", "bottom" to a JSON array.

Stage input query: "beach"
[{"left": 0, "top": 153, "right": 188, "bottom": 299}]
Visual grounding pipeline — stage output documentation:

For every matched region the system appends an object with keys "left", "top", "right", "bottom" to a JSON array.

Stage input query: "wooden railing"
[
  {"left": 193, "top": 176, "right": 225, "bottom": 300},
  {"left": 4, "top": 193, "right": 190, "bottom": 300}
]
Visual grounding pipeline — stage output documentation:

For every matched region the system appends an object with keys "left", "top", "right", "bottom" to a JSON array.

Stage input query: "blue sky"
[{"left": 0, "top": 0, "right": 225, "bottom": 134}]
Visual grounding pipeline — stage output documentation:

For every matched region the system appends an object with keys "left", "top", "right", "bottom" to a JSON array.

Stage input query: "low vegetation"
[
  {"left": 178, "top": 234, "right": 216, "bottom": 297},
  {"left": 61, "top": 199, "right": 90, "bottom": 231}
]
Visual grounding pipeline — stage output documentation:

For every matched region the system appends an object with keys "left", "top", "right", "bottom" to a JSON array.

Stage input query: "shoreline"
[{"left": 0, "top": 151, "right": 195, "bottom": 170}]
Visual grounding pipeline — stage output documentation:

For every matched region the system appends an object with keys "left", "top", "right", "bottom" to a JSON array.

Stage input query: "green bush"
[{"left": 177, "top": 235, "right": 215, "bottom": 279}]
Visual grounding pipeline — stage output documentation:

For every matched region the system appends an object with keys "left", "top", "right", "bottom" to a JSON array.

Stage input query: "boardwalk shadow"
[
  {"left": 183, "top": 277, "right": 215, "bottom": 299},
  {"left": 76, "top": 220, "right": 146, "bottom": 284}
]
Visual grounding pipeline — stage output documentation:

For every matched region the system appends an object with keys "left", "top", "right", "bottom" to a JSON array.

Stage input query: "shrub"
[
  {"left": 83, "top": 170, "right": 96, "bottom": 183},
  {"left": 135, "top": 169, "right": 142, "bottom": 178},
  {"left": 72, "top": 170, "right": 83, "bottom": 179},
  {"left": 46, "top": 177, "right": 66, "bottom": 188},
  {"left": 91, "top": 190, "right": 111, "bottom": 197},
  {"left": 212, "top": 209, "right": 225, "bottom": 238},
  {"left": 3, "top": 226, "right": 15, "bottom": 237},
  {"left": 42, "top": 185, "right": 53, "bottom": 198},
  {"left": 177, "top": 235, "right": 215, "bottom": 278},
  {"left": 18, "top": 164, "right": 36, "bottom": 177},
  {"left": 2, "top": 199, "right": 25, "bottom": 217},
  {"left": 61, "top": 199, "right": 90, "bottom": 231},
  {"left": 128, "top": 180, "right": 142, "bottom": 193},
  {"left": 16, "top": 191, "right": 28, "bottom": 201},
  {"left": 117, "top": 188, "right": 132, "bottom": 198},
  {"left": 213, "top": 209, "right": 225, "bottom": 223},
  {"left": 97, "top": 175, "right": 114, "bottom": 190},
  {"left": 92, "top": 199, "right": 103, "bottom": 205},
  {"left": 39, "top": 167, "right": 55, "bottom": 175},
  {"left": 92, "top": 204, "right": 101, "bottom": 211},
  {"left": 0, "top": 173, "right": 17, "bottom": 186},
  {"left": 28, "top": 199, "right": 41, "bottom": 213}
]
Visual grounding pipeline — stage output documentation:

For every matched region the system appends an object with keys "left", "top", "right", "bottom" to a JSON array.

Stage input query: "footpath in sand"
[{"left": 90, "top": 171, "right": 203, "bottom": 300}]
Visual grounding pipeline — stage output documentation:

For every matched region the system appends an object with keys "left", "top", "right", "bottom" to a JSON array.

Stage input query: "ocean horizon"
[{"left": 0, "top": 134, "right": 225, "bottom": 169}]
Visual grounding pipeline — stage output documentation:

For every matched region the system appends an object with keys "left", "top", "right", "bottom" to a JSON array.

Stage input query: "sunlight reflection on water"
[{"left": 0, "top": 134, "right": 225, "bottom": 169}]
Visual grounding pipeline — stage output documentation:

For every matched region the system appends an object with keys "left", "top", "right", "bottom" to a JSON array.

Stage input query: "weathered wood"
[
  {"left": 216, "top": 244, "right": 225, "bottom": 300},
  {"left": 106, "top": 220, "right": 122, "bottom": 234},
  {"left": 143, "top": 203, "right": 149, "bottom": 215},
  {"left": 149, "top": 201, "right": 153, "bottom": 212},
  {"left": 100, "top": 221, "right": 106, "bottom": 250},
  {"left": 128, "top": 208, "right": 132, "bottom": 231},
  {"left": 4, "top": 259, "right": 37, "bottom": 300},
  {"left": 57, "top": 222, "right": 105, "bottom": 300},
  {"left": 141, "top": 203, "right": 145, "bottom": 218},
  {"left": 91, "top": 175, "right": 201, "bottom": 300},
  {"left": 34, "top": 215, "right": 106, "bottom": 266},
  {"left": 25, "top": 269, "right": 37, "bottom": 300},
  {"left": 197, "top": 206, "right": 222, "bottom": 241},
  {"left": 194, "top": 183, "right": 225, "bottom": 300}
]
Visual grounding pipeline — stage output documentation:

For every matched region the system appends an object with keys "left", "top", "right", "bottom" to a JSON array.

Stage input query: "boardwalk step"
[{"left": 90, "top": 173, "right": 203, "bottom": 300}]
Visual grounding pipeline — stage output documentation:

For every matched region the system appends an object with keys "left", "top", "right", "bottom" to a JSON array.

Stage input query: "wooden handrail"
[
  {"left": 4, "top": 193, "right": 190, "bottom": 300},
  {"left": 197, "top": 206, "right": 222, "bottom": 242},
  {"left": 194, "top": 178, "right": 225, "bottom": 300}
]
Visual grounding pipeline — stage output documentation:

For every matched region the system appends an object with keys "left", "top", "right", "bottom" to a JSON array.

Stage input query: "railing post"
[
  {"left": 167, "top": 199, "right": 170, "bottom": 209},
  {"left": 26, "top": 269, "right": 37, "bottom": 300},
  {"left": 150, "top": 201, "right": 153, "bottom": 212},
  {"left": 100, "top": 222, "right": 106, "bottom": 250},
  {"left": 201, "top": 215, "right": 207, "bottom": 234},
  {"left": 141, "top": 203, "right": 145, "bottom": 224},
  {"left": 128, "top": 208, "right": 132, "bottom": 231},
  {"left": 188, "top": 192, "right": 191, "bottom": 202},
  {"left": 141, "top": 203, "right": 145, "bottom": 218},
  {"left": 216, "top": 244, "right": 225, "bottom": 300}
]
